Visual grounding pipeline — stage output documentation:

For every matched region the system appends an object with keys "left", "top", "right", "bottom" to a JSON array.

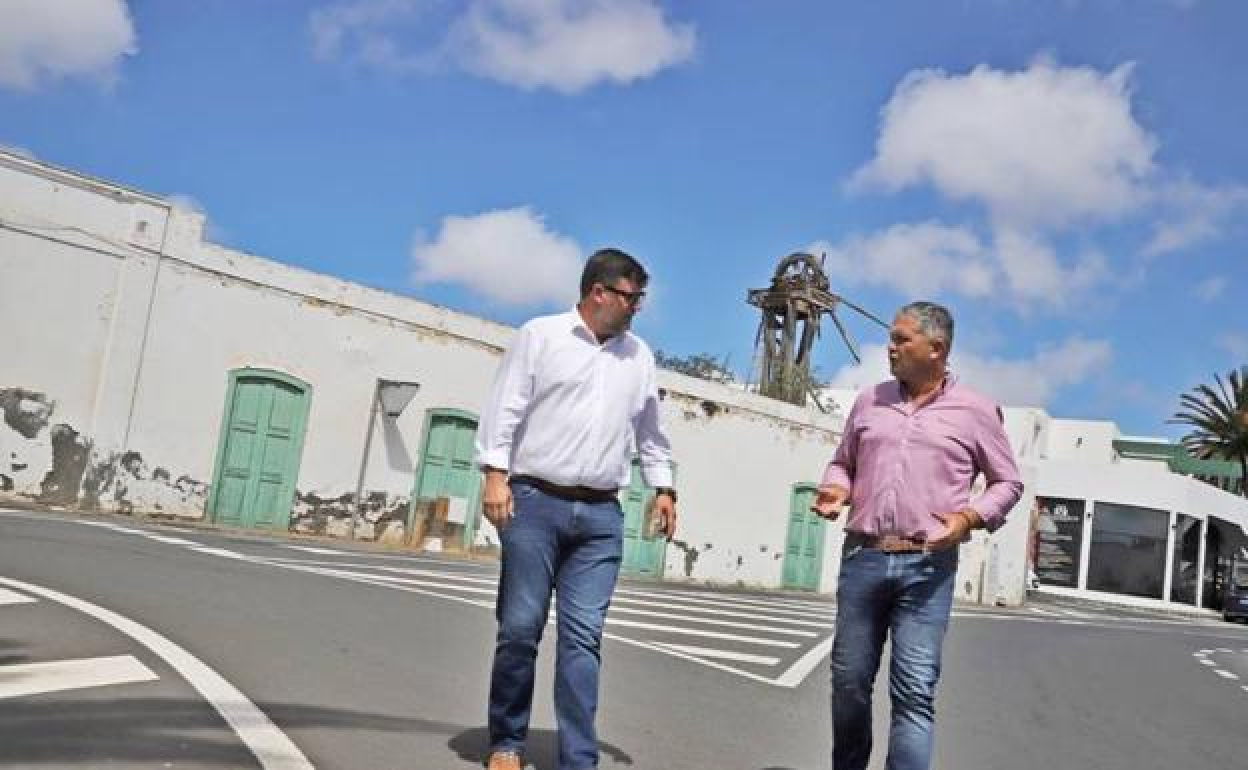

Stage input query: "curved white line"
[{"left": 0, "top": 575, "right": 313, "bottom": 770}]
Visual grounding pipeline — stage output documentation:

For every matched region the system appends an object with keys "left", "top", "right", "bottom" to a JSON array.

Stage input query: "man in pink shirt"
[{"left": 813, "top": 301, "right": 1023, "bottom": 770}]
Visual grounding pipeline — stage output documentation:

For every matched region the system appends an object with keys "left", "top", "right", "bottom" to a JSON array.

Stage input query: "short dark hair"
[
  {"left": 898, "top": 300, "right": 955, "bottom": 349},
  {"left": 580, "top": 248, "right": 649, "bottom": 298}
]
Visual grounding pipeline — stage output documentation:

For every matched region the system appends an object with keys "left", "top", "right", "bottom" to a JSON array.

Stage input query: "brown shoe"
[{"left": 486, "top": 749, "right": 522, "bottom": 770}]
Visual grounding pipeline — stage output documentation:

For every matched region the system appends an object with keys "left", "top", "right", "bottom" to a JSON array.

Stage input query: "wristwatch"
[{"left": 655, "top": 487, "right": 678, "bottom": 503}]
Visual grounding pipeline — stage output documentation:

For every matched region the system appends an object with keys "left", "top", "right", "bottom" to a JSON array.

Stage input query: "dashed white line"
[
  {"left": 140, "top": 533, "right": 198, "bottom": 546},
  {"left": 283, "top": 545, "right": 350, "bottom": 556},
  {"left": 0, "top": 655, "right": 157, "bottom": 699},
  {"left": 1215, "top": 670, "right": 1240, "bottom": 680}
]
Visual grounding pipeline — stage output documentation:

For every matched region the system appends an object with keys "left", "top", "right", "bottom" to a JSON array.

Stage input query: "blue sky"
[{"left": 2, "top": 0, "right": 1245, "bottom": 438}]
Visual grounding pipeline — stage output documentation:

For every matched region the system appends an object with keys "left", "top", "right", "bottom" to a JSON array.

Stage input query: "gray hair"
[{"left": 898, "top": 301, "right": 954, "bottom": 348}]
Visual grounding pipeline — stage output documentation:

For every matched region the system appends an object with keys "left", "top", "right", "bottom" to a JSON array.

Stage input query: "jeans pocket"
[{"left": 510, "top": 482, "right": 540, "bottom": 502}]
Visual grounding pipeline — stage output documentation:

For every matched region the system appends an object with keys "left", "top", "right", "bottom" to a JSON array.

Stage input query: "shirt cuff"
[
  {"left": 640, "top": 463, "right": 674, "bottom": 489},
  {"left": 820, "top": 462, "right": 851, "bottom": 490},
  {"left": 475, "top": 450, "right": 510, "bottom": 472}
]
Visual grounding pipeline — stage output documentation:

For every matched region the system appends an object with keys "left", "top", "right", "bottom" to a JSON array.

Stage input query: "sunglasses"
[{"left": 601, "top": 284, "right": 646, "bottom": 305}]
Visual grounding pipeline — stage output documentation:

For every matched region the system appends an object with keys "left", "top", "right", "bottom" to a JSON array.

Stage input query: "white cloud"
[
  {"left": 1218, "top": 332, "right": 1248, "bottom": 361},
  {"left": 1195, "top": 276, "right": 1227, "bottom": 302},
  {"left": 0, "top": 0, "right": 136, "bottom": 90},
  {"left": 827, "top": 337, "right": 1111, "bottom": 408},
  {"left": 309, "top": 0, "right": 695, "bottom": 93},
  {"left": 851, "top": 58, "right": 1156, "bottom": 229},
  {"left": 811, "top": 222, "right": 996, "bottom": 299},
  {"left": 411, "top": 206, "right": 582, "bottom": 306},
  {"left": 993, "top": 227, "right": 1107, "bottom": 304},
  {"left": 1143, "top": 179, "right": 1248, "bottom": 257}
]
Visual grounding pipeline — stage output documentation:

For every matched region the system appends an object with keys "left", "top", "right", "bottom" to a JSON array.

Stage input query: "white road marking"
[
  {"left": 0, "top": 587, "right": 35, "bottom": 605},
  {"left": 603, "top": 617, "right": 800, "bottom": 648},
  {"left": 775, "top": 636, "right": 836, "bottom": 689},
  {"left": 0, "top": 576, "right": 314, "bottom": 770},
  {"left": 607, "top": 605, "right": 817, "bottom": 637},
  {"left": 647, "top": 642, "right": 780, "bottom": 666},
  {"left": 187, "top": 546, "right": 249, "bottom": 560},
  {"left": 140, "top": 534, "right": 198, "bottom": 546},
  {"left": 283, "top": 545, "right": 350, "bottom": 556},
  {"left": 1215, "top": 670, "right": 1239, "bottom": 680},
  {"left": 0, "top": 655, "right": 157, "bottom": 699},
  {"left": 1200, "top": 659, "right": 1218, "bottom": 666}
]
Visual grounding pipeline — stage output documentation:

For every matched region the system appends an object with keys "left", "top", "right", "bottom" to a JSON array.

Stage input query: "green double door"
[
  {"left": 411, "top": 410, "right": 482, "bottom": 548},
  {"left": 208, "top": 370, "right": 311, "bottom": 529},
  {"left": 782, "top": 483, "right": 827, "bottom": 590},
  {"left": 620, "top": 462, "right": 666, "bottom": 578}
]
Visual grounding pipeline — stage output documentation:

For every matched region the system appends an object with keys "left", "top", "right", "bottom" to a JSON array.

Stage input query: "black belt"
[
  {"left": 511, "top": 475, "right": 618, "bottom": 504},
  {"left": 845, "top": 531, "right": 934, "bottom": 553}
]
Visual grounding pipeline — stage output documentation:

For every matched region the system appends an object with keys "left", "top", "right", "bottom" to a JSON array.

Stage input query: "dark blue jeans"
[
  {"left": 488, "top": 480, "right": 624, "bottom": 770},
  {"left": 830, "top": 543, "right": 957, "bottom": 770}
]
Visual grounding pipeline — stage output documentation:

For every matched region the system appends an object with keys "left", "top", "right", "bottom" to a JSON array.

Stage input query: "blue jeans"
[
  {"left": 830, "top": 543, "right": 957, "bottom": 770},
  {"left": 488, "top": 480, "right": 624, "bottom": 770}
]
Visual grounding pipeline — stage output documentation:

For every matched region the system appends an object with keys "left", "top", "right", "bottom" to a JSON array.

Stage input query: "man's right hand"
[
  {"left": 482, "top": 469, "right": 513, "bottom": 530},
  {"left": 811, "top": 484, "right": 849, "bottom": 520}
]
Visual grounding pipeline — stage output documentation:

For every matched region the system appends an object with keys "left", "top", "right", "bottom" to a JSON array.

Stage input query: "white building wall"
[{"left": 1, "top": 150, "right": 861, "bottom": 592}]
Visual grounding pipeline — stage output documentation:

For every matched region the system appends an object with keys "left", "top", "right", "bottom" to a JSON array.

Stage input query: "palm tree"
[{"left": 1169, "top": 366, "right": 1248, "bottom": 497}]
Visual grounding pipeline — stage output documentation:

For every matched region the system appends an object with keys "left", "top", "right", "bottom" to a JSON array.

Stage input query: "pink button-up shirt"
[{"left": 821, "top": 374, "right": 1023, "bottom": 540}]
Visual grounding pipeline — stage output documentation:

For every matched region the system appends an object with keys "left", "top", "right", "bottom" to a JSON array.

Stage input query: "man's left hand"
[
  {"left": 927, "top": 509, "right": 978, "bottom": 550},
  {"left": 651, "top": 493, "right": 677, "bottom": 539}
]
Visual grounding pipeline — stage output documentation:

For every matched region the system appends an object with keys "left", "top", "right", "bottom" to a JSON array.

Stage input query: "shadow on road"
[
  {"left": 0, "top": 637, "right": 28, "bottom": 665},
  {"left": 0, "top": 696, "right": 430, "bottom": 767},
  {"left": 448, "top": 726, "right": 634, "bottom": 768}
]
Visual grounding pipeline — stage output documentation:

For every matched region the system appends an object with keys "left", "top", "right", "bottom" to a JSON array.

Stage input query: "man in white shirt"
[{"left": 475, "top": 248, "right": 677, "bottom": 770}]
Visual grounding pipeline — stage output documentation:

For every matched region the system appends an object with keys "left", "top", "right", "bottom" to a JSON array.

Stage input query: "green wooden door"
[
  {"left": 782, "top": 483, "right": 826, "bottom": 590},
  {"left": 412, "top": 410, "right": 481, "bottom": 548},
  {"left": 620, "top": 461, "right": 666, "bottom": 578},
  {"left": 208, "top": 370, "right": 311, "bottom": 529}
]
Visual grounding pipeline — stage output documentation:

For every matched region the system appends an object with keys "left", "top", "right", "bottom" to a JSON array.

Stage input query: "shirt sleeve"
[
  {"left": 634, "top": 362, "right": 674, "bottom": 489},
  {"left": 820, "top": 392, "right": 864, "bottom": 495},
  {"left": 971, "top": 404, "right": 1025, "bottom": 531},
  {"left": 474, "top": 325, "right": 538, "bottom": 472}
]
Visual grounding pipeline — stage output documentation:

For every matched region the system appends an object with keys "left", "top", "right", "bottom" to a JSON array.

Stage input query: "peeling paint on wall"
[
  {"left": 1, "top": 386, "right": 208, "bottom": 517},
  {"left": 291, "top": 490, "right": 411, "bottom": 542},
  {"left": 667, "top": 538, "right": 701, "bottom": 577},
  {"left": 81, "top": 449, "right": 208, "bottom": 518},
  {"left": 0, "top": 388, "right": 56, "bottom": 498}
]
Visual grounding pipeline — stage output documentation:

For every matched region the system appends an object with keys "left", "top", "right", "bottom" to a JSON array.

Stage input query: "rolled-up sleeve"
[
  {"left": 972, "top": 405, "right": 1024, "bottom": 531},
  {"left": 635, "top": 364, "right": 674, "bottom": 489},
  {"left": 820, "top": 393, "right": 863, "bottom": 494},
  {"left": 474, "top": 326, "right": 537, "bottom": 472}
]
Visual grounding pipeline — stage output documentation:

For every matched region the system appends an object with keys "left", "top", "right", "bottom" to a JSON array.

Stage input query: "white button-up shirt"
[{"left": 475, "top": 309, "right": 674, "bottom": 491}]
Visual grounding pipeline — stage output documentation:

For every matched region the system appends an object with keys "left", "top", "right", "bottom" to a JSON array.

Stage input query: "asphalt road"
[{"left": 2, "top": 509, "right": 1246, "bottom": 770}]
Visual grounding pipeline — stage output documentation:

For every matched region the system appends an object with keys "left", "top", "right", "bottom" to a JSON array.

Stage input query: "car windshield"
[{"left": 1234, "top": 564, "right": 1248, "bottom": 590}]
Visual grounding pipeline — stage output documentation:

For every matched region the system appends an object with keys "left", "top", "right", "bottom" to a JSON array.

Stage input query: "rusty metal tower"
[{"left": 747, "top": 252, "right": 888, "bottom": 406}]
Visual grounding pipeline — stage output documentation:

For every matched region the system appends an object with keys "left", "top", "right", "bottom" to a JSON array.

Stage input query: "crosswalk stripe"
[
  {"left": 0, "top": 655, "right": 157, "bottom": 699},
  {"left": 608, "top": 605, "right": 816, "bottom": 637},
  {"left": 647, "top": 642, "right": 780, "bottom": 666},
  {"left": 611, "top": 595, "right": 829, "bottom": 628},
  {"left": 614, "top": 586, "right": 830, "bottom": 620},
  {"left": 603, "top": 617, "right": 799, "bottom": 648},
  {"left": 0, "top": 587, "right": 35, "bottom": 605}
]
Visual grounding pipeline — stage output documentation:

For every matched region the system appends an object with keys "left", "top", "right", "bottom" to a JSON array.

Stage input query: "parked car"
[{"left": 1225, "top": 558, "right": 1248, "bottom": 623}]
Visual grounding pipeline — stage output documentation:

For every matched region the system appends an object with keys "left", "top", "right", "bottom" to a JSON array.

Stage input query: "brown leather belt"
[
  {"left": 845, "top": 531, "right": 932, "bottom": 553},
  {"left": 511, "top": 475, "right": 619, "bottom": 504}
]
